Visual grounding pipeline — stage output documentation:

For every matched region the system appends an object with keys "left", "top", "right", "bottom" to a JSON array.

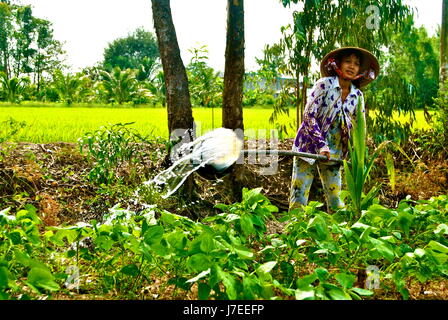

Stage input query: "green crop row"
[{"left": 1, "top": 188, "right": 447, "bottom": 300}]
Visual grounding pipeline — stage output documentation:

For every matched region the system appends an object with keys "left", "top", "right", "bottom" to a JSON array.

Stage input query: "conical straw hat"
[{"left": 320, "top": 47, "right": 380, "bottom": 87}]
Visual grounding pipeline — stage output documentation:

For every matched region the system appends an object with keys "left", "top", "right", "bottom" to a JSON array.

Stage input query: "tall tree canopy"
[
  {"left": 102, "top": 27, "right": 159, "bottom": 81},
  {"left": 365, "top": 21, "right": 440, "bottom": 143},
  {"left": 276, "top": 0, "right": 412, "bottom": 129},
  {"left": 0, "top": 1, "right": 64, "bottom": 82}
]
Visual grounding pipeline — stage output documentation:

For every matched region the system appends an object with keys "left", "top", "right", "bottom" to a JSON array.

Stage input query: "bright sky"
[{"left": 19, "top": 0, "right": 442, "bottom": 73}]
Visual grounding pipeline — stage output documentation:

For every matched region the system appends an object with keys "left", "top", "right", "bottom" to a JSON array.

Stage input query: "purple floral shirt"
[{"left": 293, "top": 76, "right": 365, "bottom": 164}]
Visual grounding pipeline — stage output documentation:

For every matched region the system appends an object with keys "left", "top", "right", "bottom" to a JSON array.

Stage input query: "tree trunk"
[
  {"left": 151, "top": 0, "right": 194, "bottom": 140},
  {"left": 441, "top": 0, "right": 448, "bottom": 83},
  {"left": 222, "top": 0, "right": 245, "bottom": 131},
  {"left": 222, "top": 0, "right": 245, "bottom": 202},
  {"left": 151, "top": 0, "right": 197, "bottom": 209}
]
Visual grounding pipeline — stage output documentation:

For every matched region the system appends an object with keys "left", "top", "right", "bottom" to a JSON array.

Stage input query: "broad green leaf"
[
  {"left": 434, "top": 224, "right": 448, "bottom": 235},
  {"left": 397, "top": 210, "right": 414, "bottom": 237},
  {"left": 14, "top": 250, "right": 31, "bottom": 267},
  {"left": 335, "top": 273, "right": 356, "bottom": 289},
  {"left": 251, "top": 214, "right": 265, "bottom": 228},
  {"left": 315, "top": 268, "right": 330, "bottom": 281},
  {"left": 120, "top": 264, "right": 139, "bottom": 277},
  {"left": 27, "top": 268, "right": 59, "bottom": 292},
  {"left": 323, "top": 284, "right": 351, "bottom": 300},
  {"left": 166, "top": 232, "right": 187, "bottom": 251},
  {"left": 150, "top": 240, "right": 170, "bottom": 257},
  {"left": 143, "top": 225, "right": 164, "bottom": 245},
  {"left": 214, "top": 203, "right": 229, "bottom": 212},
  {"left": 187, "top": 253, "right": 211, "bottom": 272},
  {"left": 414, "top": 248, "right": 426, "bottom": 258},
  {"left": 359, "top": 226, "right": 372, "bottom": 243},
  {"left": 351, "top": 222, "right": 376, "bottom": 232},
  {"left": 256, "top": 261, "right": 277, "bottom": 275},
  {"left": 54, "top": 229, "right": 78, "bottom": 245},
  {"left": 427, "top": 241, "right": 448, "bottom": 254},
  {"left": 361, "top": 184, "right": 382, "bottom": 210},
  {"left": 370, "top": 238, "right": 395, "bottom": 262},
  {"left": 7, "top": 231, "right": 21, "bottom": 245},
  {"left": 350, "top": 287, "right": 374, "bottom": 296},
  {"left": 234, "top": 246, "right": 254, "bottom": 260},
  {"left": 218, "top": 268, "right": 237, "bottom": 300},
  {"left": 242, "top": 187, "right": 263, "bottom": 205},
  {"left": 295, "top": 289, "right": 315, "bottom": 300},
  {"left": 223, "top": 214, "right": 240, "bottom": 223},
  {"left": 240, "top": 214, "right": 254, "bottom": 236},
  {"left": 199, "top": 234, "right": 215, "bottom": 253},
  {"left": 296, "top": 273, "right": 318, "bottom": 289},
  {"left": 380, "top": 235, "right": 397, "bottom": 244},
  {"left": 307, "top": 215, "right": 328, "bottom": 241},
  {"left": 198, "top": 282, "right": 211, "bottom": 300},
  {"left": 0, "top": 267, "right": 9, "bottom": 290},
  {"left": 94, "top": 235, "right": 115, "bottom": 250},
  {"left": 242, "top": 275, "right": 261, "bottom": 300}
]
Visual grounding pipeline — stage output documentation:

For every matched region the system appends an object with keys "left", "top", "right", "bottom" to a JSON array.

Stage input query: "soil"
[
  {"left": 1, "top": 135, "right": 448, "bottom": 300},
  {"left": 0, "top": 139, "right": 327, "bottom": 224}
]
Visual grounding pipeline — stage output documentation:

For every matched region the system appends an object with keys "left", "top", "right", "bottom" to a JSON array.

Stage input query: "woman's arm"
[{"left": 300, "top": 79, "right": 329, "bottom": 155}]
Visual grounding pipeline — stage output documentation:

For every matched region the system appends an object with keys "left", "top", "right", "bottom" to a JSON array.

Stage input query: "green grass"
[{"left": 0, "top": 102, "right": 434, "bottom": 143}]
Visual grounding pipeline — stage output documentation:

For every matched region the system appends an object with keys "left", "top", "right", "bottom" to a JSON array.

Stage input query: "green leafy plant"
[
  {"left": 0, "top": 72, "right": 25, "bottom": 103},
  {"left": 100, "top": 67, "right": 138, "bottom": 105},
  {"left": 1, "top": 188, "right": 448, "bottom": 300},
  {"left": 78, "top": 122, "right": 150, "bottom": 185},
  {"left": 343, "top": 100, "right": 383, "bottom": 219},
  {"left": 0, "top": 117, "right": 27, "bottom": 144},
  {"left": 52, "top": 69, "right": 90, "bottom": 105}
]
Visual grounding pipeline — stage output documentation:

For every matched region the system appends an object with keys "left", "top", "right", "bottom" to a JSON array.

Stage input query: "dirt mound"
[{"left": 1, "top": 137, "right": 447, "bottom": 225}]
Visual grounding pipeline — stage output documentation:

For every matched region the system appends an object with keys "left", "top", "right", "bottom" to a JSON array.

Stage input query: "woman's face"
[{"left": 339, "top": 54, "right": 361, "bottom": 81}]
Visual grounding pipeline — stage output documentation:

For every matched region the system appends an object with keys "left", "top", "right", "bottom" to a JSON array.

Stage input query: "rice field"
[{"left": 0, "top": 102, "right": 434, "bottom": 143}]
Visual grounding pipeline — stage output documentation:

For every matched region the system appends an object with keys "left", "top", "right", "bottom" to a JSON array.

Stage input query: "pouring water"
[{"left": 143, "top": 128, "right": 243, "bottom": 199}]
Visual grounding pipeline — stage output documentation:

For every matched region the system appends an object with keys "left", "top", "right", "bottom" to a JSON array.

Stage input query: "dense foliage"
[
  {"left": 0, "top": 2, "right": 65, "bottom": 87},
  {"left": 0, "top": 188, "right": 447, "bottom": 300},
  {"left": 102, "top": 28, "right": 160, "bottom": 82}
]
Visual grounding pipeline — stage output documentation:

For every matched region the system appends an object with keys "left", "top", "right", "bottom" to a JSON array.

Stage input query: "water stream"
[{"left": 143, "top": 128, "right": 243, "bottom": 199}]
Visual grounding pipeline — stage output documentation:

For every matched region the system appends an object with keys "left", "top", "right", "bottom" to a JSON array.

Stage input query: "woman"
[{"left": 289, "top": 47, "right": 380, "bottom": 212}]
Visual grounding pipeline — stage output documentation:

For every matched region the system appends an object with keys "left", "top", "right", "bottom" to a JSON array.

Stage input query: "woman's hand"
[{"left": 320, "top": 150, "right": 331, "bottom": 161}]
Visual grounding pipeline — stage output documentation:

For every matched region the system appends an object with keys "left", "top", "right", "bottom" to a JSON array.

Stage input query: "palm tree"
[
  {"left": 0, "top": 71, "right": 24, "bottom": 103},
  {"left": 144, "top": 70, "right": 166, "bottom": 107},
  {"left": 100, "top": 66, "right": 137, "bottom": 105},
  {"left": 52, "top": 69, "right": 88, "bottom": 105}
]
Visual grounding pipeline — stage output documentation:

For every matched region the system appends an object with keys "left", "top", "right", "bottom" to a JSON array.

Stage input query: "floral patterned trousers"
[
  {"left": 289, "top": 158, "right": 344, "bottom": 212},
  {"left": 289, "top": 116, "right": 345, "bottom": 212}
]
